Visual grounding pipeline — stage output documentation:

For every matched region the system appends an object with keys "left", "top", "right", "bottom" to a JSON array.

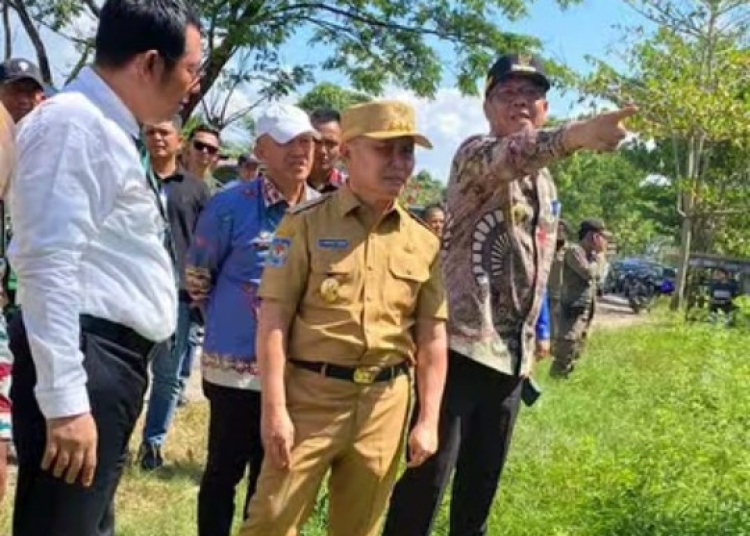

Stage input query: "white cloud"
[
  {"left": 8, "top": 18, "right": 487, "bottom": 183},
  {"left": 380, "top": 86, "right": 486, "bottom": 183}
]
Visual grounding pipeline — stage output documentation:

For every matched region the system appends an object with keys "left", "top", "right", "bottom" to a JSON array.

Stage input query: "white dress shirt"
[{"left": 8, "top": 67, "right": 177, "bottom": 420}]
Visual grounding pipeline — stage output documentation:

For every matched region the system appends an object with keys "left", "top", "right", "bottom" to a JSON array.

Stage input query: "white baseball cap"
[{"left": 256, "top": 103, "right": 320, "bottom": 144}]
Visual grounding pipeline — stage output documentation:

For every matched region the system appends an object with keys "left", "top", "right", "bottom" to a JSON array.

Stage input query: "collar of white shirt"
[{"left": 69, "top": 66, "right": 140, "bottom": 141}]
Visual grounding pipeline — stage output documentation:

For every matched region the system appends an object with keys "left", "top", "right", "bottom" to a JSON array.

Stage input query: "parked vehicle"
[{"left": 628, "top": 273, "right": 657, "bottom": 314}]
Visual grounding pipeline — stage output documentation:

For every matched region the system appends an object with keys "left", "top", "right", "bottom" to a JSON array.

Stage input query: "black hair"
[
  {"left": 423, "top": 204, "right": 445, "bottom": 219},
  {"left": 95, "top": 0, "right": 201, "bottom": 72},
  {"left": 309, "top": 108, "right": 341, "bottom": 125},
  {"left": 188, "top": 123, "right": 221, "bottom": 142}
]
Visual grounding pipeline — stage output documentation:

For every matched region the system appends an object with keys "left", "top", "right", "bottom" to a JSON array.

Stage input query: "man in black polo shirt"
[
  {"left": 307, "top": 108, "right": 345, "bottom": 193},
  {"left": 139, "top": 115, "right": 210, "bottom": 470},
  {"left": 0, "top": 58, "right": 46, "bottom": 124}
]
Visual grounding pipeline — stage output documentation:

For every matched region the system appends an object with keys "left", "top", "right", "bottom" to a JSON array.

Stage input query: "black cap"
[
  {"left": 485, "top": 53, "right": 551, "bottom": 97},
  {"left": 579, "top": 218, "right": 612, "bottom": 239},
  {"left": 0, "top": 58, "right": 44, "bottom": 90},
  {"left": 238, "top": 153, "right": 259, "bottom": 166}
]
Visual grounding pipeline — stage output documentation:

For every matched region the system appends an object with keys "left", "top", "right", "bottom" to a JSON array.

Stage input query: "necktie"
[{"left": 134, "top": 136, "right": 178, "bottom": 276}]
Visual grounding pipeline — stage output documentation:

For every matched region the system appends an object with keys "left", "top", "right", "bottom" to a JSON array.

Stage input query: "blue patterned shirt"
[{"left": 186, "top": 177, "right": 319, "bottom": 389}]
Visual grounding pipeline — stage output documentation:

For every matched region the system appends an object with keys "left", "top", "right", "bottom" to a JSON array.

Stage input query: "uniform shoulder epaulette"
[{"left": 288, "top": 193, "right": 333, "bottom": 215}]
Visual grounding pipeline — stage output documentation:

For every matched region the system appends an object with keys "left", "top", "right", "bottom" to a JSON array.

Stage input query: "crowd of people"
[{"left": 0, "top": 1, "right": 636, "bottom": 535}]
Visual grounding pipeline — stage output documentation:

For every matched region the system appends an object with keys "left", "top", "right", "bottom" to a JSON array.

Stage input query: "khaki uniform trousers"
[{"left": 239, "top": 366, "right": 410, "bottom": 536}]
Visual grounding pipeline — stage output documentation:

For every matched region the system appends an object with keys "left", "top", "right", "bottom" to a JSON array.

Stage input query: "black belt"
[
  {"left": 289, "top": 359, "right": 409, "bottom": 385},
  {"left": 80, "top": 314, "right": 155, "bottom": 357}
]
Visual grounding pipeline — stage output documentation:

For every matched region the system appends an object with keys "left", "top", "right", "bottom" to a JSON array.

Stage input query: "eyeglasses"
[
  {"left": 193, "top": 140, "right": 219, "bottom": 155},
  {"left": 489, "top": 86, "right": 545, "bottom": 103}
]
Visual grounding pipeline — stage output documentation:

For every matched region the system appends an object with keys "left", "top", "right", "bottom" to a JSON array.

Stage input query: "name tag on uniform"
[
  {"left": 318, "top": 238, "right": 349, "bottom": 250},
  {"left": 551, "top": 200, "right": 561, "bottom": 217}
]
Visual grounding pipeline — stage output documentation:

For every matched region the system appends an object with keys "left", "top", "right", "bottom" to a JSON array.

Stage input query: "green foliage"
[
  {"left": 579, "top": 0, "right": 750, "bottom": 306},
  {"left": 582, "top": 26, "right": 749, "bottom": 145},
  {"left": 549, "top": 147, "right": 678, "bottom": 255},
  {"left": 400, "top": 170, "right": 445, "bottom": 207},
  {"left": 297, "top": 83, "right": 372, "bottom": 114},
  {"left": 12, "top": 0, "right": 583, "bottom": 118},
  {"left": 4, "top": 322, "right": 746, "bottom": 535},
  {"left": 484, "top": 322, "right": 749, "bottom": 535}
]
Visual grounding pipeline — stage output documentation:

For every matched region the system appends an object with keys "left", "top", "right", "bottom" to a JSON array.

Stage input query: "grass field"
[{"left": 2, "top": 317, "right": 749, "bottom": 535}]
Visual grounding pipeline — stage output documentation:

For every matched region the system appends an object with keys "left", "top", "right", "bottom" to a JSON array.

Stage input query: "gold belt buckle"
[{"left": 353, "top": 367, "right": 377, "bottom": 385}]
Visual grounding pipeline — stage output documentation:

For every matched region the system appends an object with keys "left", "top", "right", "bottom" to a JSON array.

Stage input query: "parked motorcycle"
[{"left": 628, "top": 276, "right": 657, "bottom": 314}]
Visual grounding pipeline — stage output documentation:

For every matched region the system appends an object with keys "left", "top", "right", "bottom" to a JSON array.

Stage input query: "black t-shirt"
[
  {"left": 709, "top": 280, "right": 739, "bottom": 305},
  {"left": 158, "top": 169, "right": 210, "bottom": 295}
]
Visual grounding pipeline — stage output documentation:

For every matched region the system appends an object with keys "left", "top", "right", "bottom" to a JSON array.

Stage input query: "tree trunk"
[
  {"left": 2, "top": 1, "right": 11, "bottom": 60},
  {"left": 180, "top": 42, "right": 234, "bottom": 123},
  {"left": 670, "top": 207, "right": 693, "bottom": 311},
  {"left": 9, "top": 0, "right": 52, "bottom": 84},
  {"left": 180, "top": 0, "right": 265, "bottom": 122},
  {"left": 670, "top": 134, "right": 700, "bottom": 311}
]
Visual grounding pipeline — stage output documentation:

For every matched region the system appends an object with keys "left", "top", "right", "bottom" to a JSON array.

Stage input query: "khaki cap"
[{"left": 341, "top": 100, "right": 432, "bottom": 148}]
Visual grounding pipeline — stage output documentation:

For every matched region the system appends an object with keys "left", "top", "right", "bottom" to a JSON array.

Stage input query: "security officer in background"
[
  {"left": 0, "top": 58, "right": 46, "bottom": 124},
  {"left": 240, "top": 101, "right": 448, "bottom": 536},
  {"left": 550, "top": 218, "right": 610, "bottom": 378}
]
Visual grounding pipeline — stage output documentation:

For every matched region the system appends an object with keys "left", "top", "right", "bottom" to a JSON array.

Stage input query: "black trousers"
[
  {"left": 9, "top": 314, "right": 154, "bottom": 536},
  {"left": 382, "top": 350, "right": 523, "bottom": 536},
  {"left": 198, "top": 381, "right": 264, "bottom": 536}
]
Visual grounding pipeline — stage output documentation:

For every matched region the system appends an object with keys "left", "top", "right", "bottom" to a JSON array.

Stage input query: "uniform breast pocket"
[
  {"left": 388, "top": 255, "right": 430, "bottom": 313},
  {"left": 310, "top": 254, "right": 358, "bottom": 307}
]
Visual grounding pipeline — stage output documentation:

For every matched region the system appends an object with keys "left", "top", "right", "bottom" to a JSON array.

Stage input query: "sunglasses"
[{"left": 193, "top": 140, "right": 219, "bottom": 155}]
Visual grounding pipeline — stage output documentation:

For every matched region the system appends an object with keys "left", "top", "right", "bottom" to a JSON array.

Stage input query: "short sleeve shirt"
[{"left": 259, "top": 186, "right": 447, "bottom": 367}]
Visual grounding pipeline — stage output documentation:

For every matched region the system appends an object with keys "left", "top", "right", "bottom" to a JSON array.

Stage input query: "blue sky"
[{"left": 4, "top": 0, "right": 648, "bottom": 182}]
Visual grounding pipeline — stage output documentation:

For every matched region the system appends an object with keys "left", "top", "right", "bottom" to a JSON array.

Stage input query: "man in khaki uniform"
[
  {"left": 240, "top": 101, "right": 448, "bottom": 536},
  {"left": 550, "top": 218, "right": 610, "bottom": 378}
]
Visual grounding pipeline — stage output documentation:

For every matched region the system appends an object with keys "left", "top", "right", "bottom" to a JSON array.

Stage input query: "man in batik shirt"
[{"left": 384, "top": 53, "right": 637, "bottom": 536}]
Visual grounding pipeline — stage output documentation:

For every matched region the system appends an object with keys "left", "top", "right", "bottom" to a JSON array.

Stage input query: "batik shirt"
[{"left": 441, "top": 126, "right": 571, "bottom": 376}]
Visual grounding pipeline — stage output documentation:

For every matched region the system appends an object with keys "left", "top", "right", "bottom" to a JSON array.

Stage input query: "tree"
[
  {"left": 199, "top": 51, "right": 313, "bottom": 131},
  {"left": 297, "top": 83, "right": 372, "bottom": 114},
  {"left": 401, "top": 170, "right": 445, "bottom": 207},
  {"left": 2, "top": 1, "right": 12, "bottom": 59},
  {"left": 549, "top": 146, "right": 678, "bottom": 256},
  {"left": 6, "top": 0, "right": 582, "bottom": 121},
  {"left": 581, "top": 0, "right": 750, "bottom": 309}
]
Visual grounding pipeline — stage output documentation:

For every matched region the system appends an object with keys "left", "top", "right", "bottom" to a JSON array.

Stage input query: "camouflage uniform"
[
  {"left": 550, "top": 243, "right": 601, "bottom": 376},
  {"left": 548, "top": 244, "right": 566, "bottom": 344}
]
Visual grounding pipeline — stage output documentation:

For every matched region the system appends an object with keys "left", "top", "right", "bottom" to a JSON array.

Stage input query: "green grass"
[{"left": 2, "top": 319, "right": 749, "bottom": 536}]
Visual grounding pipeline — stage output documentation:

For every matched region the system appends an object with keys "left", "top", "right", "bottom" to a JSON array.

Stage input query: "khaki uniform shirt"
[
  {"left": 258, "top": 186, "right": 448, "bottom": 368},
  {"left": 442, "top": 126, "right": 572, "bottom": 376}
]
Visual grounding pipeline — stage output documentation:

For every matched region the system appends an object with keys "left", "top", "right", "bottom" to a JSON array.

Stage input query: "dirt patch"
[
  {"left": 593, "top": 294, "right": 652, "bottom": 330},
  {"left": 179, "top": 295, "right": 649, "bottom": 404}
]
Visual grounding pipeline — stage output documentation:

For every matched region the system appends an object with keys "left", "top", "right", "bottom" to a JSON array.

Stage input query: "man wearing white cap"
[{"left": 185, "top": 103, "right": 320, "bottom": 536}]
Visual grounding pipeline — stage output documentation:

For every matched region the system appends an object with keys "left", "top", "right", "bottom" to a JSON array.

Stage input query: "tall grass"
[{"left": 1, "top": 319, "right": 747, "bottom": 536}]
